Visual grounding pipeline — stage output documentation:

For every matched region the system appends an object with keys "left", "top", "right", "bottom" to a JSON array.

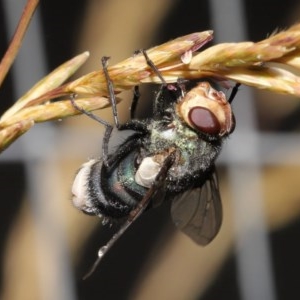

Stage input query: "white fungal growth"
[
  {"left": 72, "top": 159, "right": 96, "bottom": 211},
  {"left": 135, "top": 156, "right": 161, "bottom": 188}
]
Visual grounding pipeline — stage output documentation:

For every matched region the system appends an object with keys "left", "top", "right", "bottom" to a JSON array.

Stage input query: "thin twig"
[{"left": 0, "top": 0, "right": 39, "bottom": 87}]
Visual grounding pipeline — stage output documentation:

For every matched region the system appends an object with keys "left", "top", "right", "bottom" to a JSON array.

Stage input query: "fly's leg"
[
  {"left": 138, "top": 49, "right": 182, "bottom": 116},
  {"left": 140, "top": 49, "right": 167, "bottom": 86},
  {"left": 70, "top": 95, "right": 113, "bottom": 167},
  {"left": 83, "top": 150, "right": 177, "bottom": 279},
  {"left": 228, "top": 82, "right": 241, "bottom": 103},
  {"left": 70, "top": 56, "right": 122, "bottom": 167},
  {"left": 102, "top": 56, "right": 121, "bottom": 128},
  {"left": 129, "top": 49, "right": 167, "bottom": 120},
  {"left": 130, "top": 85, "right": 140, "bottom": 120}
]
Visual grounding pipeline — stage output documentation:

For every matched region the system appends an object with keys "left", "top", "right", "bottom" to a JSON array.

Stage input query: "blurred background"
[{"left": 1, "top": 0, "right": 300, "bottom": 299}]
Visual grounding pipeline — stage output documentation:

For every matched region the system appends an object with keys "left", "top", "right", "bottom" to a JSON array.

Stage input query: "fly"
[{"left": 71, "top": 52, "right": 237, "bottom": 278}]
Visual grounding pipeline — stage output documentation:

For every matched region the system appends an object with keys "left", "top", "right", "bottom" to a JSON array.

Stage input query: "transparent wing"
[{"left": 170, "top": 170, "right": 222, "bottom": 245}]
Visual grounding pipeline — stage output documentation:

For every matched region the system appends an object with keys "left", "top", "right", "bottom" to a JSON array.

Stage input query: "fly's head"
[{"left": 176, "top": 82, "right": 235, "bottom": 140}]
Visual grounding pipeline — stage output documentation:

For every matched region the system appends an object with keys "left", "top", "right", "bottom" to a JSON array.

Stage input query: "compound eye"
[{"left": 188, "top": 106, "right": 221, "bottom": 135}]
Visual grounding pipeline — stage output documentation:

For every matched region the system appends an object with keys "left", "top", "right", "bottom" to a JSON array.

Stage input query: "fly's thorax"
[
  {"left": 134, "top": 139, "right": 220, "bottom": 193},
  {"left": 136, "top": 122, "right": 221, "bottom": 191},
  {"left": 149, "top": 113, "right": 199, "bottom": 153}
]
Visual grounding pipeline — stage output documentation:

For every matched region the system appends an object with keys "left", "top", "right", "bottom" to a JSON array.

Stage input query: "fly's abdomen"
[
  {"left": 72, "top": 151, "right": 147, "bottom": 219},
  {"left": 104, "top": 151, "right": 147, "bottom": 217}
]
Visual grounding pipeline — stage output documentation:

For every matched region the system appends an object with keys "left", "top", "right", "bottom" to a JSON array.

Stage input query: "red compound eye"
[{"left": 188, "top": 106, "right": 221, "bottom": 135}]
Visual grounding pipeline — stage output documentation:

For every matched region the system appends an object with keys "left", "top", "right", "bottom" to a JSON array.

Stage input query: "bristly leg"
[
  {"left": 70, "top": 94, "right": 113, "bottom": 167},
  {"left": 228, "top": 82, "right": 241, "bottom": 103},
  {"left": 140, "top": 49, "right": 167, "bottom": 86},
  {"left": 130, "top": 85, "right": 140, "bottom": 120},
  {"left": 82, "top": 150, "right": 177, "bottom": 280},
  {"left": 101, "top": 56, "right": 121, "bottom": 128},
  {"left": 70, "top": 56, "right": 125, "bottom": 167}
]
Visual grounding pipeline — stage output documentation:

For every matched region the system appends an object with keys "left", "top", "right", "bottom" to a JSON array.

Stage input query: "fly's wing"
[{"left": 170, "top": 170, "right": 222, "bottom": 245}]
